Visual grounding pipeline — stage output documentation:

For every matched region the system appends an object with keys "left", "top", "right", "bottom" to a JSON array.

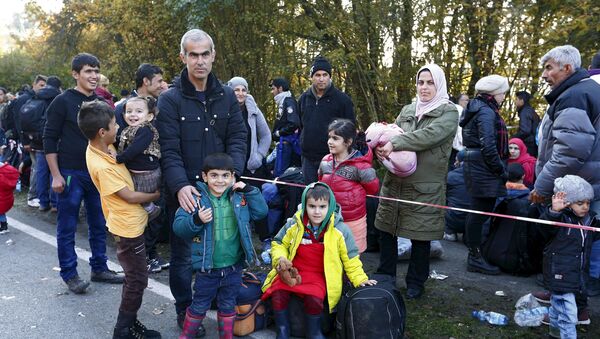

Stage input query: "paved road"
[{"left": 1, "top": 208, "right": 274, "bottom": 339}]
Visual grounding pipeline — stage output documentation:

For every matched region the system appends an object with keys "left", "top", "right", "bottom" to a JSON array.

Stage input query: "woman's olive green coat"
[{"left": 375, "top": 102, "right": 458, "bottom": 241}]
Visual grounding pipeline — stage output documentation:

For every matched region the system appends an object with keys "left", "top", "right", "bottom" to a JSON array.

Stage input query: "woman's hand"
[
  {"left": 359, "top": 279, "right": 378, "bottom": 287},
  {"left": 376, "top": 141, "right": 393, "bottom": 159}
]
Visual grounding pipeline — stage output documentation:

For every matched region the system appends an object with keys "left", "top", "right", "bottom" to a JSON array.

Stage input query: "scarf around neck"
[{"left": 274, "top": 91, "right": 292, "bottom": 108}]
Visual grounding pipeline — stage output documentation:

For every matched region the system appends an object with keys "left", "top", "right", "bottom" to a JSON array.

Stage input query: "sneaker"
[
  {"left": 147, "top": 258, "right": 161, "bottom": 273},
  {"left": 177, "top": 312, "right": 206, "bottom": 338},
  {"left": 532, "top": 290, "right": 551, "bottom": 304},
  {"left": 443, "top": 232, "right": 457, "bottom": 242},
  {"left": 66, "top": 275, "right": 90, "bottom": 294},
  {"left": 39, "top": 205, "right": 51, "bottom": 212},
  {"left": 50, "top": 207, "right": 58, "bottom": 213},
  {"left": 147, "top": 205, "right": 162, "bottom": 222},
  {"left": 577, "top": 308, "right": 591, "bottom": 325},
  {"left": 542, "top": 309, "right": 591, "bottom": 326},
  {"left": 91, "top": 269, "right": 124, "bottom": 284},
  {"left": 155, "top": 256, "right": 170, "bottom": 270},
  {"left": 262, "top": 238, "right": 272, "bottom": 252},
  {"left": 535, "top": 273, "right": 546, "bottom": 288},
  {"left": 0, "top": 222, "right": 9, "bottom": 234},
  {"left": 27, "top": 199, "right": 40, "bottom": 208},
  {"left": 133, "top": 319, "right": 161, "bottom": 338}
]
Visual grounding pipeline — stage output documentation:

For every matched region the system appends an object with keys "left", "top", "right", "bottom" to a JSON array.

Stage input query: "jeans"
[
  {"left": 27, "top": 150, "right": 38, "bottom": 200},
  {"left": 36, "top": 151, "right": 57, "bottom": 208},
  {"left": 56, "top": 168, "right": 108, "bottom": 281},
  {"left": 301, "top": 157, "right": 320, "bottom": 185},
  {"left": 167, "top": 198, "right": 194, "bottom": 315},
  {"left": 115, "top": 234, "right": 148, "bottom": 314},
  {"left": 588, "top": 200, "right": 600, "bottom": 279},
  {"left": 549, "top": 292, "right": 577, "bottom": 339},
  {"left": 189, "top": 263, "right": 243, "bottom": 317}
]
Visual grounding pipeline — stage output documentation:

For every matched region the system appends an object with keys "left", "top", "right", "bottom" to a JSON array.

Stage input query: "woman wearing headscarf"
[
  {"left": 375, "top": 64, "right": 458, "bottom": 299},
  {"left": 508, "top": 137, "right": 537, "bottom": 188},
  {"left": 459, "top": 74, "right": 510, "bottom": 275},
  {"left": 226, "top": 77, "right": 272, "bottom": 178}
]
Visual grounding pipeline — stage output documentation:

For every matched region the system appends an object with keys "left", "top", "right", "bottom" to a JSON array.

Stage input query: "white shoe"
[
  {"left": 443, "top": 232, "right": 457, "bottom": 242},
  {"left": 27, "top": 199, "right": 40, "bottom": 208}
]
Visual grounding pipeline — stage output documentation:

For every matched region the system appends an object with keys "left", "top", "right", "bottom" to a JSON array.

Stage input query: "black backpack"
[
  {"left": 20, "top": 97, "right": 48, "bottom": 135},
  {"left": 335, "top": 274, "right": 406, "bottom": 339},
  {"left": 482, "top": 192, "right": 539, "bottom": 275}
]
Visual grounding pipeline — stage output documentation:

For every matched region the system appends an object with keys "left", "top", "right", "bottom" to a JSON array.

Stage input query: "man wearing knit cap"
[
  {"left": 531, "top": 45, "right": 600, "bottom": 298},
  {"left": 298, "top": 55, "right": 355, "bottom": 184}
]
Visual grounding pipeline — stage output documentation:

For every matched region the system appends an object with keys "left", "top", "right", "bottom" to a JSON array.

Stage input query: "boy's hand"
[
  {"left": 197, "top": 205, "right": 213, "bottom": 223},
  {"left": 108, "top": 149, "right": 117, "bottom": 159},
  {"left": 232, "top": 181, "right": 246, "bottom": 191},
  {"left": 359, "top": 279, "right": 378, "bottom": 287},
  {"left": 150, "top": 190, "right": 160, "bottom": 201},
  {"left": 551, "top": 191, "right": 568, "bottom": 212}
]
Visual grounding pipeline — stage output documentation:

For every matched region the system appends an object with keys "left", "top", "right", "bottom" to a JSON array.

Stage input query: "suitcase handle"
[{"left": 236, "top": 300, "right": 263, "bottom": 320}]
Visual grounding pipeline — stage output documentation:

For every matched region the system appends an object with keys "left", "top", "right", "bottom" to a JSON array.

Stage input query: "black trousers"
[
  {"left": 115, "top": 234, "right": 148, "bottom": 314},
  {"left": 377, "top": 230, "right": 431, "bottom": 290},
  {"left": 464, "top": 196, "right": 497, "bottom": 248}
]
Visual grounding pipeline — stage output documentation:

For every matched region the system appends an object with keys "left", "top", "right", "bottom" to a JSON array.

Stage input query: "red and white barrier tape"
[{"left": 241, "top": 176, "right": 600, "bottom": 232}]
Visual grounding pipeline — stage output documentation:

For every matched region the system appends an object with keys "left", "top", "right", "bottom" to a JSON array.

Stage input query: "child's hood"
[{"left": 299, "top": 182, "right": 341, "bottom": 227}]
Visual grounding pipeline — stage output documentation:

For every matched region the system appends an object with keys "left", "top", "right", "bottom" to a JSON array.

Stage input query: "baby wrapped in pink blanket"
[{"left": 365, "top": 122, "right": 417, "bottom": 177}]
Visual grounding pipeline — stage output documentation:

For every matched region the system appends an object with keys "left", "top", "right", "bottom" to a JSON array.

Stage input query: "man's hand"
[
  {"left": 197, "top": 205, "right": 213, "bottom": 223},
  {"left": 52, "top": 174, "right": 66, "bottom": 194},
  {"left": 177, "top": 185, "right": 200, "bottom": 213},
  {"left": 376, "top": 141, "right": 393, "bottom": 159},
  {"left": 529, "top": 189, "right": 547, "bottom": 204}
]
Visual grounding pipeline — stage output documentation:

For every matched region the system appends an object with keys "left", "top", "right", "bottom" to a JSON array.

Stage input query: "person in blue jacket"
[{"left": 173, "top": 153, "right": 267, "bottom": 339}]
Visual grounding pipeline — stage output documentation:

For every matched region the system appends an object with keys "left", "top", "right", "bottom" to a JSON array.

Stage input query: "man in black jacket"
[
  {"left": 512, "top": 90, "right": 540, "bottom": 157},
  {"left": 270, "top": 77, "right": 301, "bottom": 176},
  {"left": 43, "top": 53, "right": 124, "bottom": 295},
  {"left": 298, "top": 56, "right": 355, "bottom": 184},
  {"left": 156, "top": 28, "right": 247, "bottom": 336}
]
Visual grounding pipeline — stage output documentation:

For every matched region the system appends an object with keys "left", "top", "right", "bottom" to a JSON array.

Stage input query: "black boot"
[
  {"left": 133, "top": 318, "right": 161, "bottom": 338},
  {"left": 112, "top": 311, "right": 136, "bottom": 339},
  {"left": 467, "top": 247, "right": 500, "bottom": 275},
  {"left": 305, "top": 314, "right": 325, "bottom": 339},
  {"left": 274, "top": 309, "right": 290, "bottom": 339}
]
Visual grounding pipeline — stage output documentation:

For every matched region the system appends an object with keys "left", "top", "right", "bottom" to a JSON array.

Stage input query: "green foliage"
[{"left": 1, "top": 0, "right": 598, "bottom": 127}]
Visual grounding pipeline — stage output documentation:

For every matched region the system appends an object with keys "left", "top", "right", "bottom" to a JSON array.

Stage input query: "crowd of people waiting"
[{"left": 1, "top": 27, "right": 600, "bottom": 339}]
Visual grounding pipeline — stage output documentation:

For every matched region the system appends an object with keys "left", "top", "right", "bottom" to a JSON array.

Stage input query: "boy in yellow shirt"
[{"left": 78, "top": 100, "right": 161, "bottom": 339}]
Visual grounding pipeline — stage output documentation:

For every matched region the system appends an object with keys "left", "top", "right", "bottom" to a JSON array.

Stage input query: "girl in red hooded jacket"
[
  {"left": 318, "top": 119, "right": 379, "bottom": 253},
  {"left": 0, "top": 161, "right": 20, "bottom": 233}
]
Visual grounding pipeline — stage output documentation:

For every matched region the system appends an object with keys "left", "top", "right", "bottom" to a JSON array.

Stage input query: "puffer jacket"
[
  {"left": 460, "top": 97, "right": 508, "bottom": 198},
  {"left": 172, "top": 182, "right": 268, "bottom": 271},
  {"left": 156, "top": 69, "right": 247, "bottom": 198},
  {"left": 536, "top": 68, "right": 600, "bottom": 198},
  {"left": 0, "top": 163, "right": 19, "bottom": 214},
  {"left": 541, "top": 207, "right": 600, "bottom": 293},
  {"left": 318, "top": 147, "right": 379, "bottom": 221},
  {"left": 375, "top": 102, "right": 458, "bottom": 241},
  {"left": 261, "top": 203, "right": 369, "bottom": 312}
]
